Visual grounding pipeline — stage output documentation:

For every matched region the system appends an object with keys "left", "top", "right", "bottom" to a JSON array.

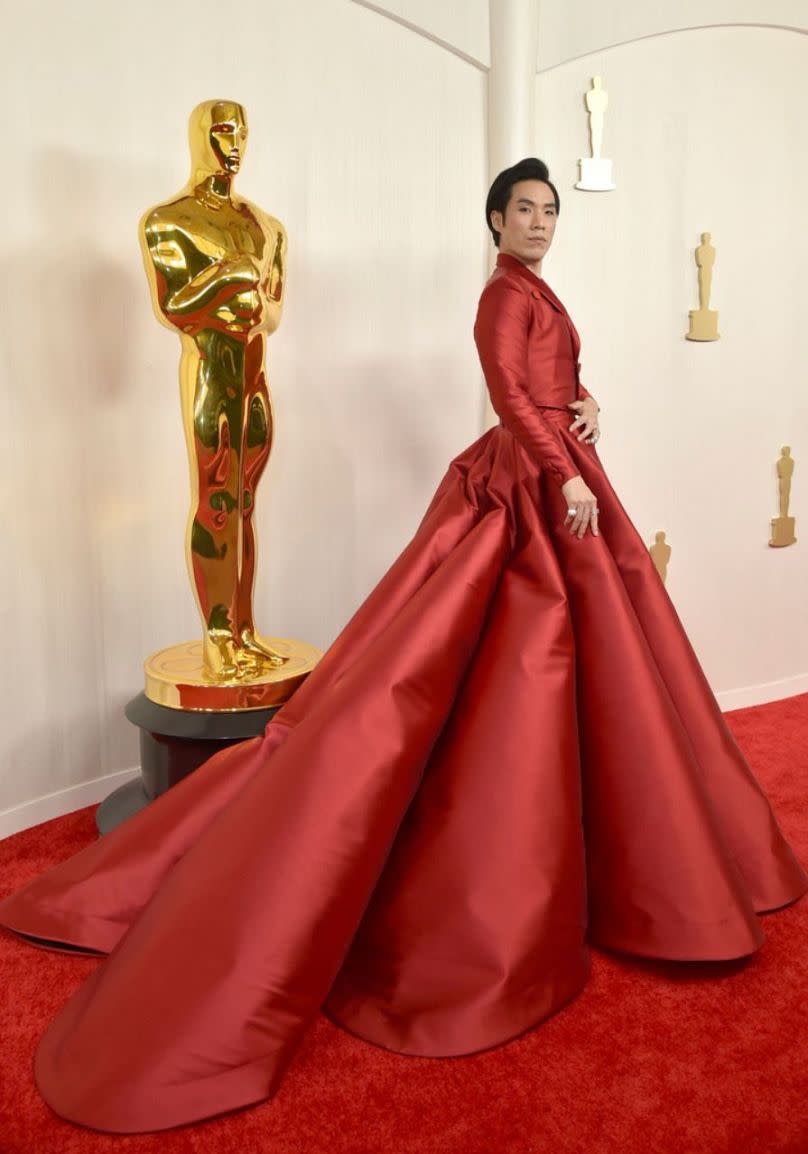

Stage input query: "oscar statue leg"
[
  {"left": 185, "top": 346, "right": 241, "bottom": 679},
  {"left": 236, "top": 367, "right": 286, "bottom": 669}
]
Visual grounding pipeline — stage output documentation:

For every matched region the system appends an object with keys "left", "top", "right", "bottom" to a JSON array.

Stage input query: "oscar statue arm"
[
  {"left": 165, "top": 255, "right": 260, "bottom": 314},
  {"left": 259, "top": 214, "right": 287, "bottom": 335},
  {"left": 140, "top": 215, "right": 260, "bottom": 320}
]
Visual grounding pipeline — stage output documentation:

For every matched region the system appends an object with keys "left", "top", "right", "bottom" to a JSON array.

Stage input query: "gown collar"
[
  {"left": 496, "top": 251, "right": 543, "bottom": 286},
  {"left": 495, "top": 252, "right": 565, "bottom": 313}
]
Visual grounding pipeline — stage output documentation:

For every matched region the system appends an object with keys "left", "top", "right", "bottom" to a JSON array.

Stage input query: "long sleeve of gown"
[{"left": 474, "top": 278, "right": 580, "bottom": 486}]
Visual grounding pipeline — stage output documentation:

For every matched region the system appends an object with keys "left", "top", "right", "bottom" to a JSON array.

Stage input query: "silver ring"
[{"left": 567, "top": 506, "right": 577, "bottom": 516}]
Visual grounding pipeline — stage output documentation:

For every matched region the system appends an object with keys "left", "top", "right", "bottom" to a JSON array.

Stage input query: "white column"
[
  {"left": 482, "top": 0, "right": 539, "bottom": 426},
  {"left": 487, "top": 0, "right": 539, "bottom": 183}
]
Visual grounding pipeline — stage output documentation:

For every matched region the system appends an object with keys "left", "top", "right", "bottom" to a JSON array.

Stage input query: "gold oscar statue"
[
  {"left": 139, "top": 99, "right": 320, "bottom": 710},
  {"left": 650, "top": 530, "right": 672, "bottom": 584},
  {"left": 769, "top": 446, "right": 797, "bottom": 548},
  {"left": 686, "top": 232, "right": 720, "bottom": 341}
]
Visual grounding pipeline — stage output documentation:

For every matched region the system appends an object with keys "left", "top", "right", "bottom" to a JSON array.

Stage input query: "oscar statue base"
[
  {"left": 144, "top": 637, "right": 322, "bottom": 711},
  {"left": 686, "top": 309, "right": 720, "bottom": 341},
  {"left": 769, "top": 516, "right": 796, "bottom": 548},
  {"left": 96, "top": 693, "right": 280, "bottom": 835},
  {"left": 575, "top": 157, "right": 615, "bottom": 191}
]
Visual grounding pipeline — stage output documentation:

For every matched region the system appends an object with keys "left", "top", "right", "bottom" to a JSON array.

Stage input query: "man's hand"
[
  {"left": 567, "top": 397, "right": 600, "bottom": 444},
  {"left": 561, "top": 475, "right": 599, "bottom": 538}
]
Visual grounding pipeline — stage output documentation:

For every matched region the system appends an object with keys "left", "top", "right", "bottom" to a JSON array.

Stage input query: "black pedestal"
[{"left": 96, "top": 693, "right": 279, "bottom": 835}]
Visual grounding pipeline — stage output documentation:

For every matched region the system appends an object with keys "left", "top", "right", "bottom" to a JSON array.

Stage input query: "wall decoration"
[
  {"left": 650, "top": 531, "right": 671, "bottom": 584},
  {"left": 686, "top": 232, "right": 720, "bottom": 341},
  {"left": 769, "top": 446, "right": 797, "bottom": 548},
  {"left": 576, "top": 76, "right": 616, "bottom": 192}
]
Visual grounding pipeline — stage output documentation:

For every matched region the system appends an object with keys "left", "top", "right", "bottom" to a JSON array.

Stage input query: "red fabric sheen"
[
  {"left": 1, "top": 696, "right": 807, "bottom": 1153},
  {"left": 0, "top": 254, "right": 804, "bottom": 1135}
]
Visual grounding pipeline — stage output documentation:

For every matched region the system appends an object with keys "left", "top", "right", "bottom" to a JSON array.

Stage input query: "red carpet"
[{"left": 1, "top": 694, "right": 807, "bottom": 1154}]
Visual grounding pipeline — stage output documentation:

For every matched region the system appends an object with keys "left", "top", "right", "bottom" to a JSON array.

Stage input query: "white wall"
[
  {"left": 352, "top": 0, "right": 490, "bottom": 66},
  {"left": 535, "top": 23, "right": 807, "bottom": 703},
  {"left": 0, "top": 0, "right": 487, "bottom": 829},
  {"left": 536, "top": 0, "right": 806, "bottom": 69}
]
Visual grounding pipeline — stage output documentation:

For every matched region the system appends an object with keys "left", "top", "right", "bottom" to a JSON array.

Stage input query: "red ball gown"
[{"left": 1, "top": 252, "right": 805, "bottom": 1133}]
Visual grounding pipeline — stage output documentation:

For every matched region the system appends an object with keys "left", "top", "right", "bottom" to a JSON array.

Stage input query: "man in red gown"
[{"left": 1, "top": 159, "right": 805, "bottom": 1134}]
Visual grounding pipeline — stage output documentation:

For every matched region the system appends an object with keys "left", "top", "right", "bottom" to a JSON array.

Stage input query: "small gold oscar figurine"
[
  {"left": 139, "top": 100, "right": 319, "bottom": 710},
  {"left": 650, "top": 530, "right": 672, "bottom": 584},
  {"left": 769, "top": 446, "right": 797, "bottom": 548},
  {"left": 575, "top": 76, "right": 616, "bottom": 192},
  {"left": 686, "top": 232, "right": 720, "bottom": 341}
]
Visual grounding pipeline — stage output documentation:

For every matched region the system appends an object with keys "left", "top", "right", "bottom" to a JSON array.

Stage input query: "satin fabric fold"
[
  {"left": 1, "top": 255, "right": 805, "bottom": 1132},
  {"left": 1, "top": 420, "right": 805, "bottom": 1133}
]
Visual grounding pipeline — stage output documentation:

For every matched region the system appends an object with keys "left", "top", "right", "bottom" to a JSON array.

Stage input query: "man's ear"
[{"left": 490, "top": 210, "right": 503, "bottom": 235}]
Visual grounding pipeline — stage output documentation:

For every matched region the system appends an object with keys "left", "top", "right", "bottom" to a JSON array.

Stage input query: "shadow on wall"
[
  {"left": 259, "top": 252, "right": 475, "bottom": 650},
  {"left": 1, "top": 691, "right": 138, "bottom": 819},
  {"left": 0, "top": 149, "right": 147, "bottom": 808}
]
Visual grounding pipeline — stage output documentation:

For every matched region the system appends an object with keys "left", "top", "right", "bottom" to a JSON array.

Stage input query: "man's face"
[
  {"left": 209, "top": 103, "right": 248, "bottom": 174},
  {"left": 492, "top": 180, "right": 557, "bottom": 267}
]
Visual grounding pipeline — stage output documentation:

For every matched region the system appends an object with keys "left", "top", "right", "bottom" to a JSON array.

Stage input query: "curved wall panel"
[
  {"left": 535, "top": 25, "right": 807, "bottom": 703},
  {"left": 536, "top": 0, "right": 806, "bottom": 70}
]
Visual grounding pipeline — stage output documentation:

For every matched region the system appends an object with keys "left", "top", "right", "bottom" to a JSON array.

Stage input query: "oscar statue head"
[{"left": 188, "top": 99, "right": 248, "bottom": 186}]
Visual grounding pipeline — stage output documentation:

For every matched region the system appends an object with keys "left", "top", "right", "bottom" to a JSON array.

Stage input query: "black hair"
[{"left": 485, "top": 158, "right": 560, "bottom": 248}]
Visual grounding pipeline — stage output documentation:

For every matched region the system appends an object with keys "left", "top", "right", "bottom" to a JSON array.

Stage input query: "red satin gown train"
[{"left": 1, "top": 252, "right": 805, "bottom": 1133}]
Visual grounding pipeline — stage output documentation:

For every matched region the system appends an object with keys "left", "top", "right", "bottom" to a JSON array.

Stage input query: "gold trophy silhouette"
[
  {"left": 769, "top": 447, "right": 797, "bottom": 548},
  {"left": 650, "top": 531, "right": 672, "bottom": 584},
  {"left": 98, "top": 101, "right": 319, "bottom": 832},
  {"left": 686, "top": 233, "right": 720, "bottom": 341}
]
